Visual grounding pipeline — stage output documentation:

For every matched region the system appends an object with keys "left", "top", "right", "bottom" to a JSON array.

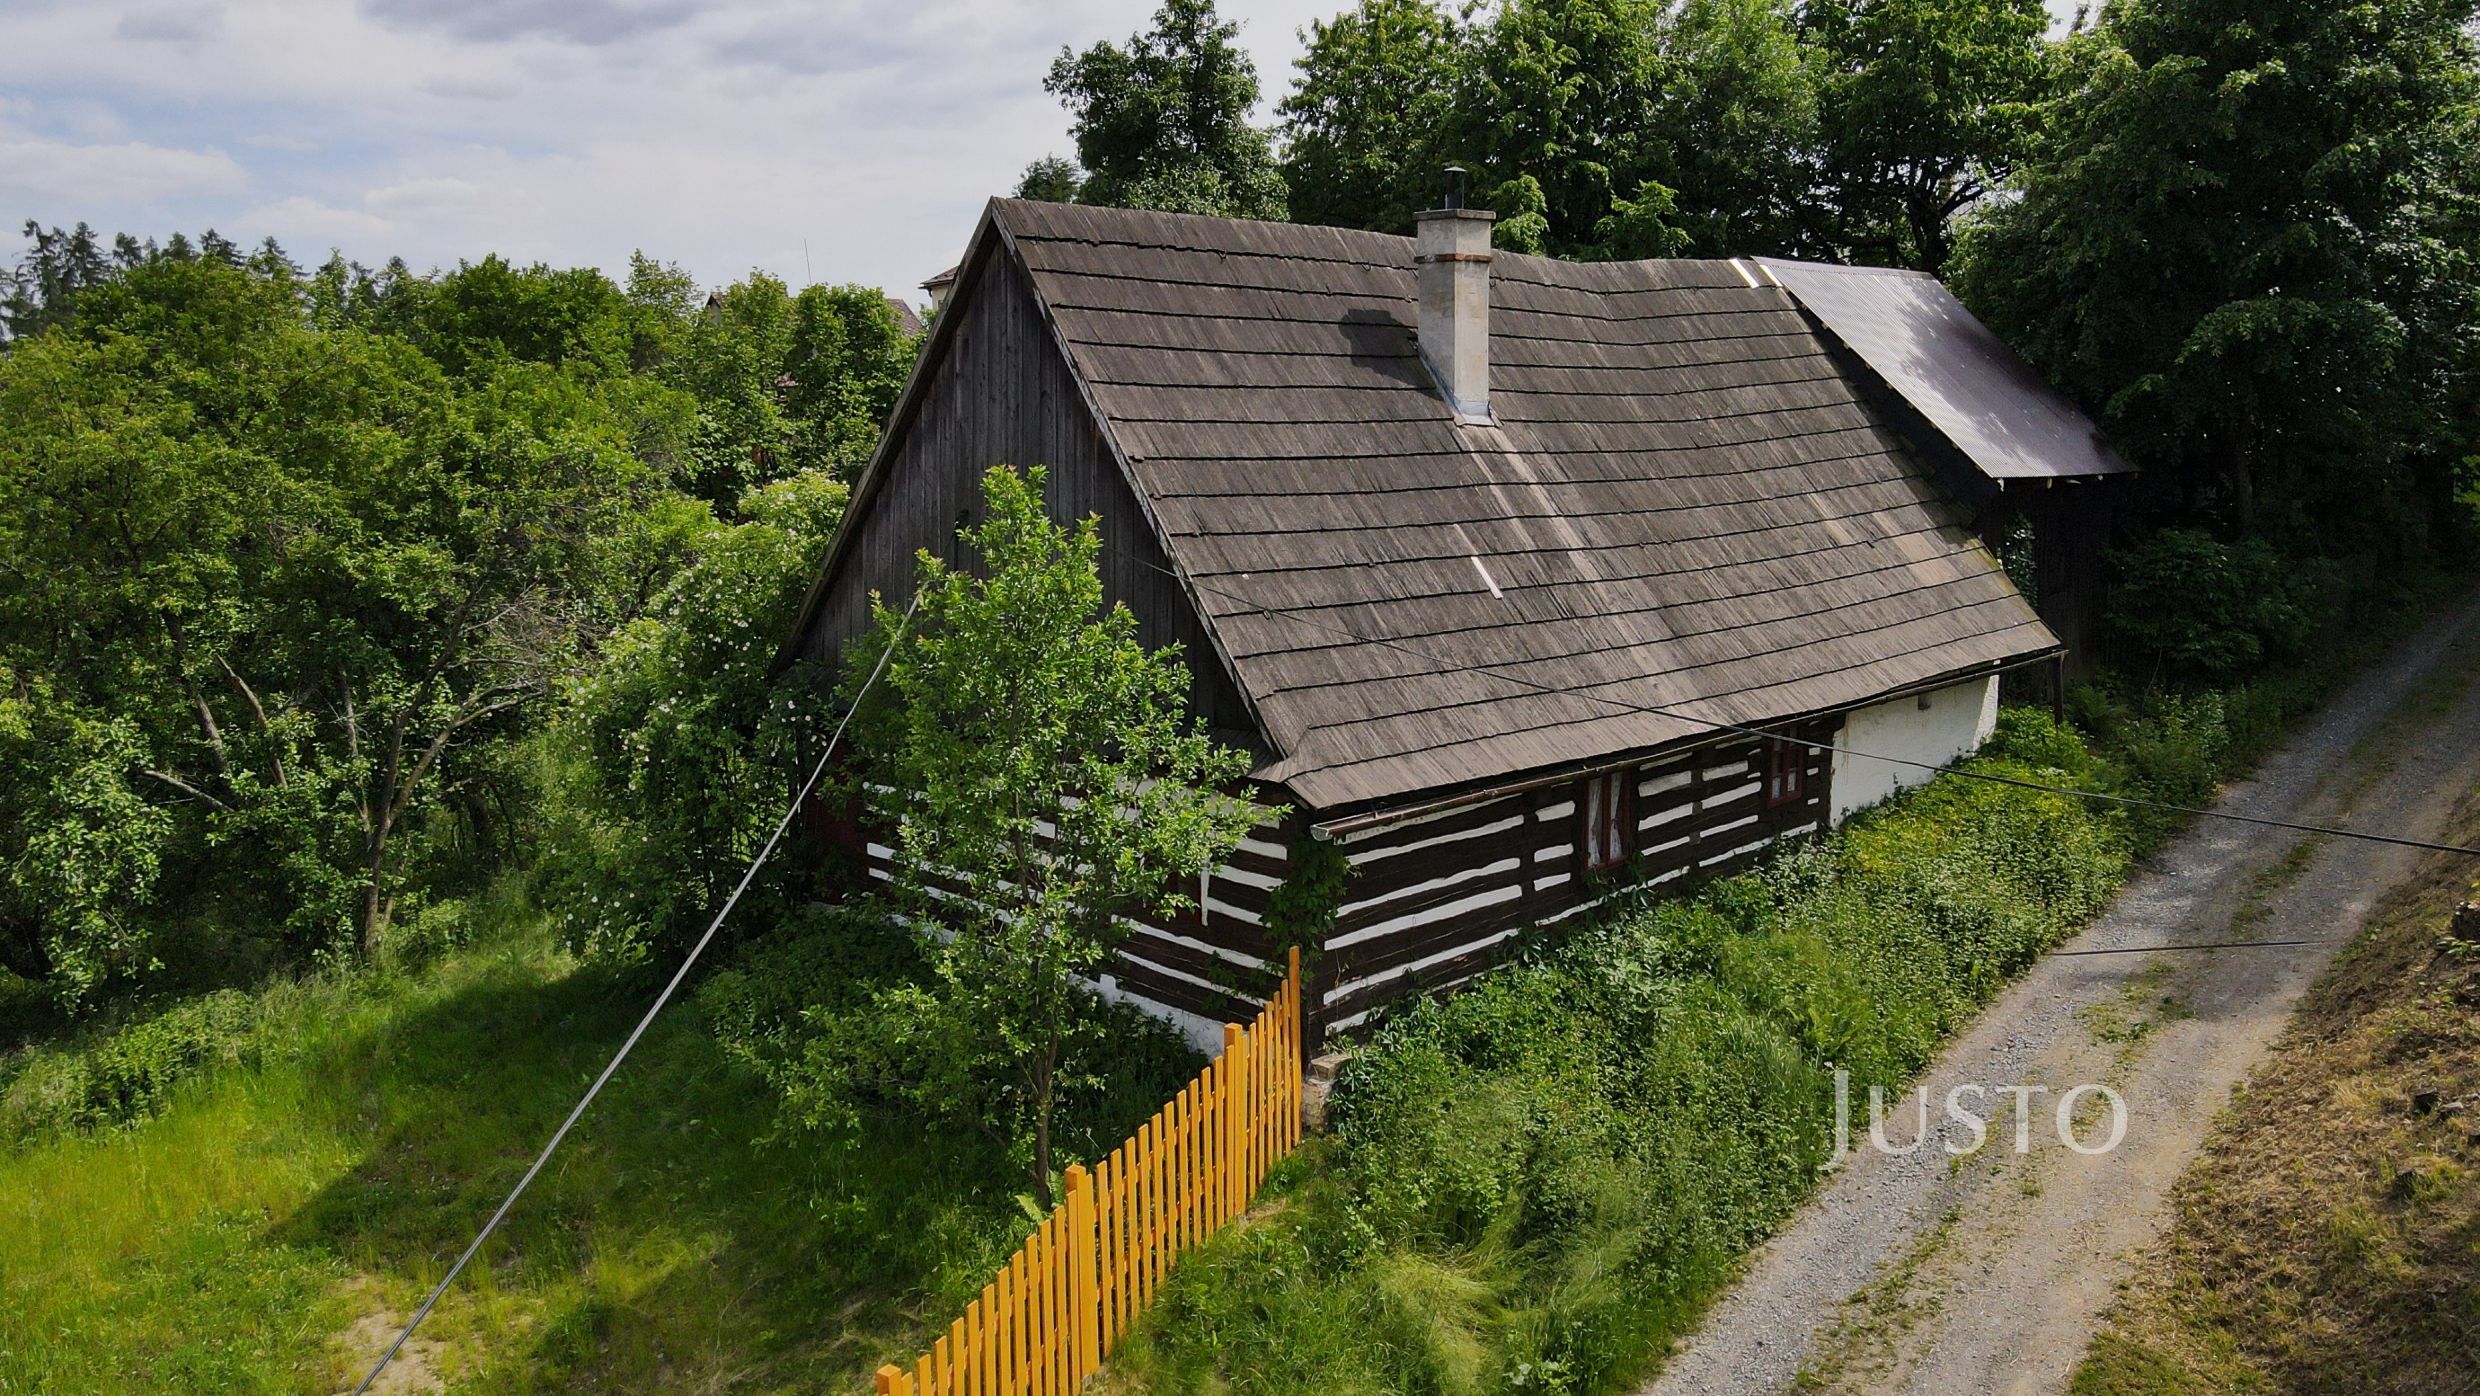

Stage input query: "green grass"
[
  {"left": 2066, "top": 789, "right": 2480, "bottom": 1396},
  {"left": 1101, "top": 709, "right": 2135, "bottom": 1396},
  {"left": 0, "top": 889, "right": 1054, "bottom": 1394}
]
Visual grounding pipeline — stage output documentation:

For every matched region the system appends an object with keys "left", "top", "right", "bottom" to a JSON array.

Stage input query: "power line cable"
[
  {"left": 352, "top": 591, "right": 921, "bottom": 1395},
  {"left": 2050, "top": 938, "right": 2342, "bottom": 956},
  {"left": 1117, "top": 549, "right": 2480, "bottom": 858}
]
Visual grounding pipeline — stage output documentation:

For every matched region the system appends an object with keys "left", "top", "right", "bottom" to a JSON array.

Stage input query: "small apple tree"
[{"left": 844, "top": 464, "right": 1266, "bottom": 1202}]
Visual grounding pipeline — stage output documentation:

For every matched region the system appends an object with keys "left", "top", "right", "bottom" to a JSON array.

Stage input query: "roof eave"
[{"left": 1289, "top": 642, "right": 2066, "bottom": 831}]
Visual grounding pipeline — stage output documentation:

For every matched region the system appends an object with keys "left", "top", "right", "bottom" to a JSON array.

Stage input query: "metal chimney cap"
[{"left": 1441, "top": 165, "right": 1467, "bottom": 211}]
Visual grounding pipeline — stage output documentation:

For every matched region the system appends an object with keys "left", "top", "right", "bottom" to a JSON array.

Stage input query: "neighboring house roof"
[
  {"left": 1755, "top": 257, "right": 2135, "bottom": 482},
  {"left": 798, "top": 199, "right": 2065, "bottom": 812},
  {"left": 883, "top": 295, "right": 925, "bottom": 336}
]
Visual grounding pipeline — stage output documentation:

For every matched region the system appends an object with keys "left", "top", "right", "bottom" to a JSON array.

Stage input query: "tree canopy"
[
  {"left": 1032, "top": 0, "right": 1289, "bottom": 219},
  {"left": 1804, "top": 0, "right": 2057, "bottom": 269},
  {"left": 1272, "top": 0, "right": 1818, "bottom": 259},
  {"left": 0, "top": 227, "right": 919, "bottom": 1005},
  {"left": 1953, "top": 0, "right": 2480, "bottom": 543}
]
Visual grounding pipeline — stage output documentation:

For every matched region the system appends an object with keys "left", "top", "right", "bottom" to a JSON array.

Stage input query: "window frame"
[
  {"left": 1764, "top": 736, "right": 1807, "bottom": 808},
  {"left": 1577, "top": 770, "right": 1632, "bottom": 873}
]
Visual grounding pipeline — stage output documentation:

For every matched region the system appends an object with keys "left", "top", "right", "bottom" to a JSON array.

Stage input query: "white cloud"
[
  {"left": 115, "top": 3, "right": 224, "bottom": 46},
  {"left": 0, "top": 132, "right": 247, "bottom": 209},
  {"left": 364, "top": 175, "right": 487, "bottom": 216},
  {"left": 359, "top": 0, "right": 699, "bottom": 48},
  {"left": 0, "top": 0, "right": 1353, "bottom": 292},
  {"left": 418, "top": 71, "right": 521, "bottom": 102},
  {"left": 232, "top": 193, "right": 391, "bottom": 243}
]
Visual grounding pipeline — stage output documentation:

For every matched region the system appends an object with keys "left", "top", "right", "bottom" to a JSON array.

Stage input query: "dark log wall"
[
  {"left": 793, "top": 242, "right": 1256, "bottom": 740},
  {"left": 856, "top": 802, "right": 1303, "bottom": 1045},
  {"left": 1308, "top": 720, "right": 1838, "bottom": 1038}
]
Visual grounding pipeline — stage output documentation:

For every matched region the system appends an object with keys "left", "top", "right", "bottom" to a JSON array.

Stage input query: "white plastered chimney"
[{"left": 1415, "top": 166, "right": 1495, "bottom": 424}]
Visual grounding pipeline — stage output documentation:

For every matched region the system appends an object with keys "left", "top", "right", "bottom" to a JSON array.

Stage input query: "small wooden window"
[
  {"left": 1765, "top": 737, "right": 1806, "bottom": 807},
  {"left": 1578, "top": 771, "right": 1630, "bottom": 872}
]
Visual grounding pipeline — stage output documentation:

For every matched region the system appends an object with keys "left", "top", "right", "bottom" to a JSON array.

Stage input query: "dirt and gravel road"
[{"left": 1641, "top": 587, "right": 2480, "bottom": 1396}]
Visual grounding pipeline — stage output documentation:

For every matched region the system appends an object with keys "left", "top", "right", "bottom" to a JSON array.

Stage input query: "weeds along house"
[{"left": 779, "top": 193, "right": 2127, "bottom": 1049}]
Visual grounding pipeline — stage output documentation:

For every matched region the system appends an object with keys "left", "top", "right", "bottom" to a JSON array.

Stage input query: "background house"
[{"left": 782, "top": 196, "right": 2126, "bottom": 1048}]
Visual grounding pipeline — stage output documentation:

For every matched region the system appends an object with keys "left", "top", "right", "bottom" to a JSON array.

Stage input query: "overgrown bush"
[
  {"left": 1114, "top": 709, "right": 2132, "bottom": 1395},
  {"left": 2105, "top": 529, "right": 2339, "bottom": 685},
  {"left": 698, "top": 905, "right": 1203, "bottom": 1200},
  {"left": 540, "top": 469, "right": 848, "bottom": 964},
  {"left": 0, "top": 988, "right": 268, "bottom": 1145}
]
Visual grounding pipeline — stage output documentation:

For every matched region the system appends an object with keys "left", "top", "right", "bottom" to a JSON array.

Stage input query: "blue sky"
[{"left": 0, "top": 0, "right": 2092, "bottom": 303}]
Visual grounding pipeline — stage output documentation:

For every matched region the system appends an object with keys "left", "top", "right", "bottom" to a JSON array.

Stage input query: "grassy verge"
[
  {"left": 1100, "top": 710, "right": 2133, "bottom": 1395},
  {"left": 2068, "top": 786, "right": 2480, "bottom": 1396},
  {"left": 0, "top": 880, "right": 1183, "bottom": 1394},
  {"left": 1101, "top": 565, "right": 2472, "bottom": 1396}
]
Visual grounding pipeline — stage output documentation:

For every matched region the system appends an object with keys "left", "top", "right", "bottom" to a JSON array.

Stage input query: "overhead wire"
[
  {"left": 1111, "top": 547, "right": 2480, "bottom": 858},
  {"left": 352, "top": 532, "right": 2472, "bottom": 1390},
  {"left": 351, "top": 591, "right": 922, "bottom": 1395}
]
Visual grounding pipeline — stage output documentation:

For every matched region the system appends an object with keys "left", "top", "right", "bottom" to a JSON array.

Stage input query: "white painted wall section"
[{"left": 1828, "top": 675, "right": 2000, "bottom": 825}]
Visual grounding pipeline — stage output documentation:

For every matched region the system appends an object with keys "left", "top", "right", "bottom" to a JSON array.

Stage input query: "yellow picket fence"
[{"left": 875, "top": 947, "right": 1306, "bottom": 1396}]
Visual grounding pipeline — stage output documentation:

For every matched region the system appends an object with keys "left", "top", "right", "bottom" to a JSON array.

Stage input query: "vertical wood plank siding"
[
  {"left": 794, "top": 244, "right": 1256, "bottom": 738},
  {"left": 1313, "top": 720, "right": 1836, "bottom": 1035}
]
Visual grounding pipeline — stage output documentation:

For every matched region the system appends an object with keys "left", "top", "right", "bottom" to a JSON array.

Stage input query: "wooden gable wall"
[{"left": 791, "top": 241, "right": 1258, "bottom": 744}]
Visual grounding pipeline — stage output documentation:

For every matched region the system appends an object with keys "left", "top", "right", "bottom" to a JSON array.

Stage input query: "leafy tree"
[
  {"left": 1652, "top": 0, "right": 1819, "bottom": 256},
  {"left": 1287, "top": 0, "right": 1816, "bottom": 257},
  {"left": 544, "top": 470, "right": 848, "bottom": 963},
  {"left": 652, "top": 272, "right": 917, "bottom": 506},
  {"left": 847, "top": 465, "right": 1264, "bottom": 1201},
  {"left": 1015, "top": 155, "right": 1087, "bottom": 204},
  {"left": 378, "top": 253, "right": 638, "bottom": 379},
  {"left": 1805, "top": 0, "right": 2057, "bottom": 270},
  {"left": 781, "top": 284, "right": 918, "bottom": 473},
  {"left": 1953, "top": 0, "right": 2480, "bottom": 538},
  {"left": 0, "top": 670, "right": 174, "bottom": 1001},
  {"left": 1278, "top": 0, "right": 1465, "bottom": 233},
  {"left": 1448, "top": 0, "right": 1673, "bottom": 255},
  {"left": 2104, "top": 528, "right": 2335, "bottom": 683},
  {"left": 0, "top": 252, "right": 669, "bottom": 990},
  {"left": 1044, "top": 0, "right": 1289, "bottom": 219}
]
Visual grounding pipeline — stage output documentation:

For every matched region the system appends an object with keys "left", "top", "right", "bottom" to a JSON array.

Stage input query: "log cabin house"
[{"left": 779, "top": 190, "right": 2127, "bottom": 1050}]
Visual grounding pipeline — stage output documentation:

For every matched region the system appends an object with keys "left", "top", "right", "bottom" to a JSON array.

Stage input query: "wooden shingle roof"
[{"left": 950, "top": 200, "right": 2056, "bottom": 810}]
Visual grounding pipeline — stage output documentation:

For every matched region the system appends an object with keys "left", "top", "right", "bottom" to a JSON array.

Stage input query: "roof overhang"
[{"left": 1755, "top": 257, "right": 2135, "bottom": 486}]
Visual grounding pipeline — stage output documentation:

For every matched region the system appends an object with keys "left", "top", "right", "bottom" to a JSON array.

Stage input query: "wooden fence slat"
[
  {"left": 1134, "top": 1116, "right": 1156, "bottom": 1310},
  {"left": 1095, "top": 1152, "right": 1118, "bottom": 1349},
  {"left": 1166, "top": 1089, "right": 1187, "bottom": 1275},
  {"left": 963, "top": 1301, "right": 981, "bottom": 1396},
  {"left": 1199, "top": 1060, "right": 1220, "bottom": 1232},
  {"left": 880, "top": 957, "right": 1303, "bottom": 1391},
  {"left": 1006, "top": 1250, "right": 1026, "bottom": 1396},
  {"left": 1026, "top": 1220, "right": 1048, "bottom": 1396}
]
